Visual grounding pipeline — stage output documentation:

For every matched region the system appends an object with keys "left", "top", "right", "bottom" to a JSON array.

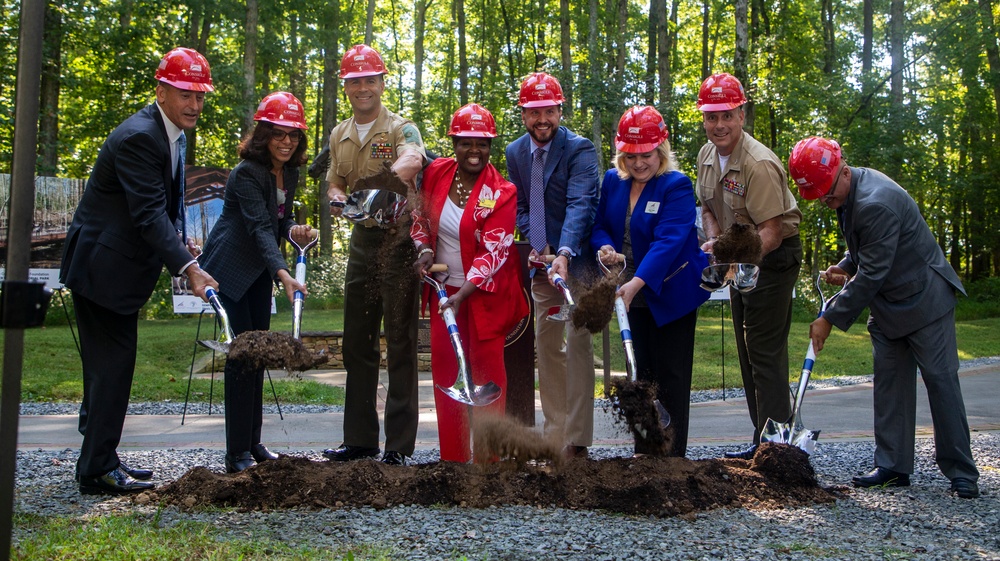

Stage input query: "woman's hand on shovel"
[
  {"left": 277, "top": 269, "right": 307, "bottom": 304},
  {"left": 289, "top": 224, "right": 315, "bottom": 246}
]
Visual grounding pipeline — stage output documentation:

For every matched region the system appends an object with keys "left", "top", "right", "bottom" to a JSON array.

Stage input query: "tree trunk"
[
  {"left": 457, "top": 0, "right": 468, "bottom": 104},
  {"left": 561, "top": 0, "right": 574, "bottom": 115},
  {"left": 822, "top": 0, "right": 834, "bottom": 74},
  {"left": 701, "top": 0, "right": 710, "bottom": 80},
  {"left": 888, "top": 0, "right": 905, "bottom": 178},
  {"left": 734, "top": 0, "right": 750, "bottom": 135},
  {"left": 659, "top": 0, "right": 676, "bottom": 125},
  {"left": 39, "top": 1, "right": 62, "bottom": 176},
  {"left": 862, "top": 0, "right": 873, "bottom": 77},
  {"left": 413, "top": 0, "right": 430, "bottom": 125},
  {"left": 365, "top": 0, "right": 376, "bottom": 45},
  {"left": 588, "top": 0, "right": 603, "bottom": 173},
  {"left": 977, "top": 0, "right": 1000, "bottom": 133},
  {"left": 243, "top": 0, "right": 259, "bottom": 137},
  {"left": 646, "top": 0, "right": 660, "bottom": 106},
  {"left": 319, "top": 1, "right": 340, "bottom": 256},
  {"left": 537, "top": 0, "right": 547, "bottom": 69}
]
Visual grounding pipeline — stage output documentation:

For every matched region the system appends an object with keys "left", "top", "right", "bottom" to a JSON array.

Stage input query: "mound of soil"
[
  {"left": 227, "top": 331, "right": 329, "bottom": 372},
  {"left": 153, "top": 443, "right": 836, "bottom": 517},
  {"left": 712, "top": 222, "right": 762, "bottom": 264}
]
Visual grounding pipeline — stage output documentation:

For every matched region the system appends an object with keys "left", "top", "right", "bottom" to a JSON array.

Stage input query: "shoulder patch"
[{"left": 401, "top": 124, "right": 423, "bottom": 145}]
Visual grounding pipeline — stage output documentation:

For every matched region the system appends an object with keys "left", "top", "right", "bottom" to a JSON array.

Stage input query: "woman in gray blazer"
[{"left": 199, "top": 92, "right": 314, "bottom": 473}]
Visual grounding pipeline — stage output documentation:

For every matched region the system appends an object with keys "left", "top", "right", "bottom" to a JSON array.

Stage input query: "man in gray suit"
[{"left": 789, "top": 136, "right": 979, "bottom": 499}]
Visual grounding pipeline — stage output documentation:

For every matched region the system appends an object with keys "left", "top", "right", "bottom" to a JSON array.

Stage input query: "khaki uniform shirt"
[
  {"left": 696, "top": 131, "right": 801, "bottom": 239},
  {"left": 325, "top": 105, "right": 426, "bottom": 191}
]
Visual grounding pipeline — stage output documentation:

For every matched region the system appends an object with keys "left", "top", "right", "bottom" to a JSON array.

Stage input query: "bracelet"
[{"left": 417, "top": 247, "right": 434, "bottom": 258}]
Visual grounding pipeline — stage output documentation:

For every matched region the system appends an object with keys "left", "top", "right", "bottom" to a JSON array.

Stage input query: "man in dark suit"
[
  {"left": 506, "top": 72, "right": 600, "bottom": 459},
  {"left": 59, "top": 47, "right": 219, "bottom": 495},
  {"left": 790, "top": 136, "right": 980, "bottom": 499}
]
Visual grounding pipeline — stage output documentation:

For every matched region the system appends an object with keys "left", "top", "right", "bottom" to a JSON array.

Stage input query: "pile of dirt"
[
  {"left": 227, "top": 331, "right": 328, "bottom": 372},
  {"left": 712, "top": 222, "right": 762, "bottom": 264},
  {"left": 607, "top": 378, "right": 673, "bottom": 456},
  {"left": 152, "top": 443, "right": 837, "bottom": 517}
]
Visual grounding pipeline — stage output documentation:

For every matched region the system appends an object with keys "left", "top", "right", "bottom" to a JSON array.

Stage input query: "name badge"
[
  {"left": 644, "top": 201, "right": 660, "bottom": 214},
  {"left": 722, "top": 177, "right": 746, "bottom": 197},
  {"left": 478, "top": 199, "right": 496, "bottom": 209},
  {"left": 370, "top": 142, "right": 393, "bottom": 159}
]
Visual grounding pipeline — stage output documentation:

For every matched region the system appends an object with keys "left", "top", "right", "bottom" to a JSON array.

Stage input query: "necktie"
[
  {"left": 177, "top": 132, "right": 187, "bottom": 239},
  {"left": 529, "top": 148, "right": 547, "bottom": 251}
]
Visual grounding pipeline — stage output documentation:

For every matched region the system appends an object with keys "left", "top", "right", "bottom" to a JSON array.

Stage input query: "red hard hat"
[
  {"left": 155, "top": 47, "right": 214, "bottom": 92},
  {"left": 448, "top": 103, "right": 498, "bottom": 138},
  {"left": 518, "top": 72, "right": 565, "bottom": 108},
  {"left": 253, "top": 92, "right": 308, "bottom": 130},
  {"left": 788, "top": 136, "right": 842, "bottom": 200},
  {"left": 696, "top": 73, "right": 746, "bottom": 112},
  {"left": 339, "top": 45, "right": 387, "bottom": 79},
  {"left": 615, "top": 106, "right": 669, "bottom": 153}
]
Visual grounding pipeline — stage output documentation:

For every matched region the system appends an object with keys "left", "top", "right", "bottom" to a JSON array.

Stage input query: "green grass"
[
  {"left": 12, "top": 510, "right": 397, "bottom": 560},
  {"left": 9, "top": 301, "right": 1000, "bottom": 404}
]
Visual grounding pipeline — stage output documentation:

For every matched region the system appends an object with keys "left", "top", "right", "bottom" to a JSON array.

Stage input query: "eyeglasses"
[
  {"left": 271, "top": 129, "right": 304, "bottom": 143},
  {"left": 821, "top": 165, "right": 843, "bottom": 201}
]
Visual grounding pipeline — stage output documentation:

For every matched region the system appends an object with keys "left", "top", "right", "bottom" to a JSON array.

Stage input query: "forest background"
[{"left": 1, "top": 0, "right": 999, "bottom": 307}]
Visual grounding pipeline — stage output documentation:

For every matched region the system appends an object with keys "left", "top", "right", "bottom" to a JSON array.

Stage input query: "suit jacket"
[
  {"left": 823, "top": 167, "right": 965, "bottom": 339},
  {"left": 410, "top": 158, "right": 529, "bottom": 341},
  {"left": 591, "top": 169, "right": 710, "bottom": 326},
  {"left": 506, "top": 126, "right": 600, "bottom": 264},
  {"left": 59, "top": 104, "right": 192, "bottom": 315},
  {"left": 198, "top": 159, "right": 298, "bottom": 302}
]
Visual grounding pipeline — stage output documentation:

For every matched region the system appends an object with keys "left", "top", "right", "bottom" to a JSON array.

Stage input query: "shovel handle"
[{"left": 427, "top": 263, "right": 448, "bottom": 273}]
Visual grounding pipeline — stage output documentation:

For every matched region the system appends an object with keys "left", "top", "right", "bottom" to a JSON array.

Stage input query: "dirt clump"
[
  {"left": 607, "top": 378, "right": 673, "bottom": 456},
  {"left": 353, "top": 161, "right": 410, "bottom": 198},
  {"left": 153, "top": 443, "right": 837, "bottom": 516},
  {"left": 570, "top": 275, "right": 617, "bottom": 333},
  {"left": 712, "top": 222, "right": 762, "bottom": 264},
  {"left": 227, "top": 331, "right": 328, "bottom": 372},
  {"left": 472, "top": 414, "right": 563, "bottom": 466}
]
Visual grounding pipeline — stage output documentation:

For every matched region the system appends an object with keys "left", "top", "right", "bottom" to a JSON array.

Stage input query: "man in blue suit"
[
  {"left": 506, "top": 73, "right": 600, "bottom": 459},
  {"left": 60, "top": 48, "right": 218, "bottom": 495},
  {"left": 791, "top": 136, "right": 979, "bottom": 499}
]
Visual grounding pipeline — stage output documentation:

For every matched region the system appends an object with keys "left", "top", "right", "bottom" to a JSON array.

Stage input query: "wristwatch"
[{"left": 557, "top": 249, "right": 573, "bottom": 261}]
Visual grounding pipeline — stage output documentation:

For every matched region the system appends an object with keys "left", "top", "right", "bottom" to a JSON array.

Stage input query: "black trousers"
[
  {"left": 630, "top": 307, "right": 699, "bottom": 457},
  {"left": 73, "top": 292, "right": 139, "bottom": 478},
  {"left": 219, "top": 270, "right": 274, "bottom": 454}
]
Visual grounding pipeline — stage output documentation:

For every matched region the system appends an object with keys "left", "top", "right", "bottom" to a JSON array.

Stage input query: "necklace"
[{"left": 453, "top": 171, "right": 472, "bottom": 207}]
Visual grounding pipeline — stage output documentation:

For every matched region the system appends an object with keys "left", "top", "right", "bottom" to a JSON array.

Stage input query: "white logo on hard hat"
[
  {"left": 290, "top": 104, "right": 300, "bottom": 111},
  {"left": 190, "top": 64, "right": 202, "bottom": 73},
  {"left": 535, "top": 84, "right": 547, "bottom": 90},
  {"left": 471, "top": 114, "right": 483, "bottom": 121},
  {"left": 711, "top": 86, "right": 723, "bottom": 94},
  {"left": 628, "top": 127, "right": 641, "bottom": 134},
  {"left": 354, "top": 55, "right": 366, "bottom": 61}
]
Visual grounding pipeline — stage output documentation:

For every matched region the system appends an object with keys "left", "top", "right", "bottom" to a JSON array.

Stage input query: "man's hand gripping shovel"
[
  {"left": 527, "top": 254, "right": 575, "bottom": 322},
  {"left": 760, "top": 275, "right": 845, "bottom": 454},
  {"left": 422, "top": 264, "right": 502, "bottom": 406}
]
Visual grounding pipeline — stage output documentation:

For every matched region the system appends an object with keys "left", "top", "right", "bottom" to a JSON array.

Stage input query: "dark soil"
[
  {"left": 569, "top": 264, "right": 619, "bottom": 334},
  {"left": 227, "top": 331, "right": 329, "bottom": 372},
  {"left": 152, "top": 443, "right": 837, "bottom": 517},
  {"left": 607, "top": 378, "right": 673, "bottom": 456},
  {"left": 712, "top": 222, "right": 762, "bottom": 264},
  {"left": 353, "top": 161, "right": 410, "bottom": 198}
]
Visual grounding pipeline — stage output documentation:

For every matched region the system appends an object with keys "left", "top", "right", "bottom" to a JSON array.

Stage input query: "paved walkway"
[{"left": 16, "top": 364, "right": 1000, "bottom": 452}]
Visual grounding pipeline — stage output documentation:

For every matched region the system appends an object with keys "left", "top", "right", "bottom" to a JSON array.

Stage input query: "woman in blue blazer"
[
  {"left": 592, "top": 106, "right": 710, "bottom": 457},
  {"left": 199, "top": 92, "right": 314, "bottom": 472}
]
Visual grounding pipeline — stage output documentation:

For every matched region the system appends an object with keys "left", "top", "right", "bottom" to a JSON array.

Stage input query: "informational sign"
[{"left": 0, "top": 268, "right": 62, "bottom": 290}]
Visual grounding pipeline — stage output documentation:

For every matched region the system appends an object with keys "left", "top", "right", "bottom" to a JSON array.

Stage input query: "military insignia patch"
[
  {"left": 370, "top": 142, "right": 393, "bottom": 158},
  {"left": 401, "top": 124, "right": 423, "bottom": 145}
]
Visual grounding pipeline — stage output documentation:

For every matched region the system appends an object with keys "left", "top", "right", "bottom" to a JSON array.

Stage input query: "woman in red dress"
[{"left": 411, "top": 103, "right": 529, "bottom": 462}]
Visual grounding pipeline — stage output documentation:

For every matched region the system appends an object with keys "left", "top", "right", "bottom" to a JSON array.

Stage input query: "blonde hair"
[{"left": 613, "top": 139, "right": 677, "bottom": 180}]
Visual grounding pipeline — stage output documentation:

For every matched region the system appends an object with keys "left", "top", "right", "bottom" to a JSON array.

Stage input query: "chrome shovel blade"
[
  {"left": 197, "top": 339, "right": 230, "bottom": 354},
  {"left": 435, "top": 381, "right": 502, "bottom": 407},
  {"left": 333, "top": 189, "right": 408, "bottom": 226},
  {"left": 700, "top": 263, "right": 761, "bottom": 293}
]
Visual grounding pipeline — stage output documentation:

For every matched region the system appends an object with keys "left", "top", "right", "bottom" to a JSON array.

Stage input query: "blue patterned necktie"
[
  {"left": 177, "top": 131, "right": 187, "bottom": 239},
  {"left": 528, "top": 148, "right": 547, "bottom": 251}
]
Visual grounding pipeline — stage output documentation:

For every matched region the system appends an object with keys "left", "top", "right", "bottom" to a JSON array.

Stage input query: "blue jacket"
[
  {"left": 506, "top": 126, "right": 600, "bottom": 263},
  {"left": 591, "top": 169, "right": 709, "bottom": 326}
]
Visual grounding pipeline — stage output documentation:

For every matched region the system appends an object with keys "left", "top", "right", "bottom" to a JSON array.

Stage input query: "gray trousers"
[{"left": 869, "top": 309, "right": 978, "bottom": 481}]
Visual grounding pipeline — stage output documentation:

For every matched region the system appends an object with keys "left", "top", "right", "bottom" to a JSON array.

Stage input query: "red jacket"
[{"left": 411, "top": 157, "right": 529, "bottom": 341}]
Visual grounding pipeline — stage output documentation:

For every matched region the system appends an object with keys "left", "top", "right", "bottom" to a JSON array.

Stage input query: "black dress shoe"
[
  {"left": 251, "top": 443, "right": 279, "bottom": 462},
  {"left": 852, "top": 467, "right": 910, "bottom": 488},
  {"left": 950, "top": 477, "right": 980, "bottom": 498},
  {"left": 224, "top": 451, "right": 255, "bottom": 474},
  {"left": 79, "top": 467, "right": 155, "bottom": 495},
  {"left": 119, "top": 460, "right": 153, "bottom": 481},
  {"left": 381, "top": 451, "right": 407, "bottom": 465},
  {"left": 724, "top": 444, "right": 758, "bottom": 460},
  {"left": 322, "top": 445, "right": 380, "bottom": 461}
]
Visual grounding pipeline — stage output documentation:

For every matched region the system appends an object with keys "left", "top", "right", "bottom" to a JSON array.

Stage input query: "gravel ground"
[
  {"left": 13, "top": 434, "right": 999, "bottom": 560},
  {"left": 13, "top": 357, "right": 1000, "bottom": 559}
]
